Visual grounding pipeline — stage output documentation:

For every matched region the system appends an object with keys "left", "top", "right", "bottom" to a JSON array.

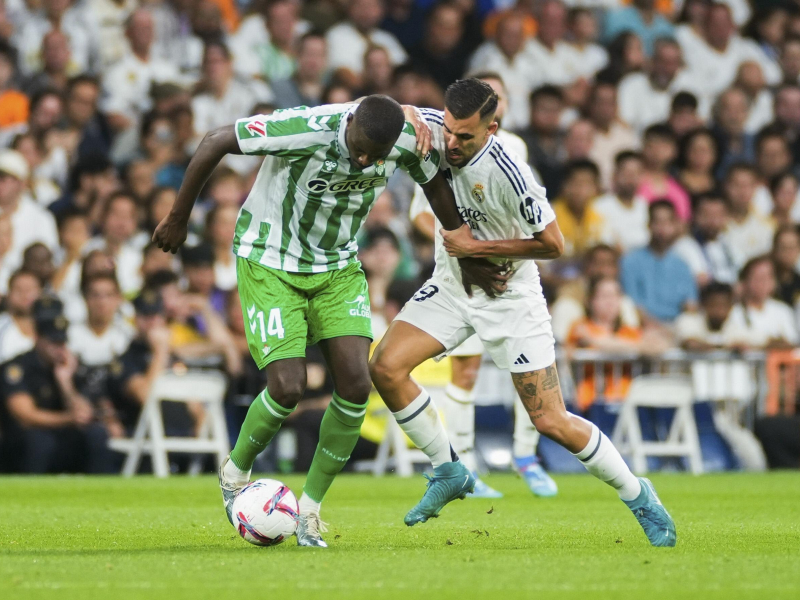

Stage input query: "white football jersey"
[{"left": 411, "top": 109, "right": 555, "bottom": 296}]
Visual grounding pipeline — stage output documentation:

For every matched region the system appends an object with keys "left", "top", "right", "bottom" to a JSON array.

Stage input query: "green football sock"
[
  {"left": 230, "top": 388, "right": 294, "bottom": 471},
  {"left": 303, "top": 392, "right": 367, "bottom": 502}
]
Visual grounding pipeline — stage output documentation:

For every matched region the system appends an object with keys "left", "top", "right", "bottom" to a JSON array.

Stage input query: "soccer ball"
[{"left": 232, "top": 479, "right": 299, "bottom": 546}]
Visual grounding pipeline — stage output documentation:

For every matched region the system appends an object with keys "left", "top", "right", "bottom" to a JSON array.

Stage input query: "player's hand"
[
  {"left": 440, "top": 224, "right": 482, "bottom": 258},
  {"left": 401, "top": 105, "right": 432, "bottom": 156},
  {"left": 458, "top": 257, "right": 510, "bottom": 298},
  {"left": 153, "top": 213, "right": 189, "bottom": 254}
]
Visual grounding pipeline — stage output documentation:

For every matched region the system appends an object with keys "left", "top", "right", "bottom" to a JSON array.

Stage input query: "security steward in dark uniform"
[{"left": 0, "top": 297, "right": 115, "bottom": 473}]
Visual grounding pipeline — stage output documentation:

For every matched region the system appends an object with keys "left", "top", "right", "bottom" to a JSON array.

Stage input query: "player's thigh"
[
  {"left": 306, "top": 262, "right": 373, "bottom": 346},
  {"left": 510, "top": 363, "right": 567, "bottom": 425},
  {"left": 236, "top": 257, "right": 307, "bottom": 368},
  {"left": 370, "top": 320, "right": 449, "bottom": 383},
  {"left": 317, "top": 335, "right": 372, "bottom": 402}
]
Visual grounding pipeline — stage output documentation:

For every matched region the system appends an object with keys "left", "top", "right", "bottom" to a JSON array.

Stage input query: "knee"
[
  {"left": 368, "top": 350, "right": 406, "bottom": 392},
  {"left": 532, "top": 413, "right": 571, "bottom": 444},
  {"left": 267, "top": 370, "right": 306, "bottom": 409},
  {"left": 335, "top": 375, "right": 372, "bottom": 406}
]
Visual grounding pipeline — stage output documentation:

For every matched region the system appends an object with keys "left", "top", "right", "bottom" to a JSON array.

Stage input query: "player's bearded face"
[{"left": 442, "top": 109, "right": 498, "bottom": 167}]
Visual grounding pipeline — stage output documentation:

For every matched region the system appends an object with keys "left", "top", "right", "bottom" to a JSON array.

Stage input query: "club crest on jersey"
[
  {"left": 322, "top": 160, "right": 337, "bottom": 173},
  {"left": 376, "top": 159, "right": 385, "bottom": 176},
  {"left": 471, "top": 183, "right": 485, "bottom": 203},
  {"left": 306, "top": 177, "right": 385, "bottom": 193},
  {"left": 245, "top": 120, "right": 266, "bottom": 137}
]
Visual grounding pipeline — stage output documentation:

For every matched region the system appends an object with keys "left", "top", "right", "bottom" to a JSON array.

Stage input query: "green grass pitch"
[{"left": 1, "top": 472, "right": 799, "bottom": 600}]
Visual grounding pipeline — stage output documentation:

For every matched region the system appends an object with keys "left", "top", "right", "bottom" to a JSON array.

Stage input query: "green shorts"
[{"left": 236, "top": 257, "right": 373, "bottom": 368}]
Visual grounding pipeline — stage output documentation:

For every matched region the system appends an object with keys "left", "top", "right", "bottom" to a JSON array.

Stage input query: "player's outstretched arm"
[
  {"left": 441, "top": 220, "right": 565, "bottom": 260},
  {"left": 153, "top": 125, "right": 241, "bottom": 253}
]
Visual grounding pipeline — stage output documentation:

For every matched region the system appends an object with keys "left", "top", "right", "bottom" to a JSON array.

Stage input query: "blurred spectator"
[
  {"left": 712, "top": 86, "right": 755, "bottom": 179},
  {"left": 621, "top": 200, "right": 698, "bottom": 324},
  {"left": 64, "top": 75, "right": 112, "bottom": 162},
  {"left": 676, "top": 127, "right": 719, "bottom": 199},
  {"left": 723, "top": 162, "right": 775, "bottom": 263},
  {"left": 519, "top": 85, "right": 565, "bottom": 196},
  {"left": 674, "top": 281, "right": 743, "bottom": 350},
  {"left": 258, "top": 0, "right": 301, "bottom": 82},
  {"left": 0, "top": 269, "right": 40, "bottom": 362},
  {"left": 14, "top": 0, "right": 99, "bottom": 77},
  {"left": 149, "top": 0, "right": 204, "bottom": 79},
  {"left": 780, "top": 35, "right": 800, "bottom": 84},
  {"left": 673, "top": 191, "right": 741, "bottom": 287},
  {"left": 594, "top": 150, "right": 649, "bottom": 253},
  {"left": 380, "top": 0, "right": 428, "bottom": 51},
  {"left": 180, "top": 242, "right": 226, "bottom": 314},
  {"left": 409, "top": 1, "right": 468, "bottom": 92},
  {"left": 527, "top": 1, "right": 583, "bottom": 87},
  {"left": 11, "top": 132, "right": 61, "bottom": 207},
  {"left": 0, "top": 213, "right": 12, "bottom": 293},
  {"left": 667, "top": 91, "right": 704, "bottom": 139},
  {"left": 551, "top": 159, "right": 603, "bottom": 259},
  {"left": 772, "top": 225, "right": 800, "bottom": 308},
  {"left": 191, "top": 41, "right": 273, "bottom": 142},
  {"left": 618, "top": 38, "right": 698, "bottom": 132},
  {"left": 23, "top": 29, "right": 71, "bottom": 96},
  {"left": 471, "top": 70, "right": 528, "bottom": 161},
  {"left": 125, "top": 159, "right": 156, "bottom": 211},
  {"left": 675, "top": 0, "right": 710, "bottom": 62},
  {"left": 49, "top": 153, "right": 117, "bottom": 223},
  {"left": 564, "top": 118, "right": 594, "bottom": 162},
  {"left": 67, "top": 272, "right": 132, "bottom": 367},
  {"left": 603, "top": 0, "right": 675, "bottom": 57},
  {"left": 469, "top": 11, "right": 538, "bottom": 131},
  {"left": 22, "top": 242, "right": 56, "bottom": 289},
  {"left": 771, "top": 84, "right": 800, "bottom": 163},
  {"left": 0, "top": 41, "right": 28, "bottom": 129},
  {"left": 0, "top": 149, "right": 58, "bottom": 278},
  {"left": 359, "top": 227, "right": 401, "bottom": 340},
  {"left": 140, "top": 112, "right": 186, "bottom": 190},
  {"left": 88, "top": 0, "right": 136, "bottom": 69},
  {"left": 84, "top": 191, "right": 144, "bottom": 298},
  {"left": 768, "top": 171, "right": 800, "bottom": 228},
  {"left": 272, "top": 32, "right": 328, "bottom": 109},
  {"left": 205, "top": 204, "right": 238, "bottom": 292},
  {"left": 567, "top": 7, "right": 608, "bottom": 80},
  {"left": 586, "top": 80, "right": 638, "bottom": 189},
  {"left": 326, "top": 0, "right": 406, "bottom": 84},
  {"left": 735, "top": 61, "right": 773, "bottom": 134},
  {"left": 638, "top": 124, "right": 692, "bottom": 222},
  {"left": 51, "top": 209, "right": 90, "bottom": 300},
  {"left": 601, "top": 31, "right": 646, "bottom": 84},
  {"left": 744, "top": 6, "right": 786, "bottom": 74},
  {"left": 141, "top": 241, "right": 176, "bottom": 280},
  {"left": 726, "top": 255, "right": 798, "bottom": 348},
  {"left": 0, "top": 296, "right": 115, "bottom": 473}
]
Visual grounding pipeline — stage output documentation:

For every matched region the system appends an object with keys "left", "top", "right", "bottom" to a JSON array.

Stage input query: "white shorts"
[
  {"left": 450, "top": 334, "right": 484, "bottom": 357},
  {"left": 396, "top": 279, "right": 556, "bottom": 373}
]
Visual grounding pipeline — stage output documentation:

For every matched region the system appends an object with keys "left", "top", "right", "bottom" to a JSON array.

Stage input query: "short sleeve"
[
  {"left": 235, "top": 108, "right": 331, "bottom": 156},
  {"left": 395, "top": 122, "right": 441, "bottom": 185},
  {"left": 492, "top": 144, "right": 555, "bottom": 235},
  {"left": 1, "top": 360, "right": 30, "bottom": 401}
]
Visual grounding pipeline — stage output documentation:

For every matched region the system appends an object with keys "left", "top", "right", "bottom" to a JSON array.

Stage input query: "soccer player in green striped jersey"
[{"left": 153, "top": 95, "right": 507, "bottom": 547}]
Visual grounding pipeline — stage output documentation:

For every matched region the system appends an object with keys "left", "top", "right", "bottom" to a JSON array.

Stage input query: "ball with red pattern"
[{"left": 232, "top": 479, "right": 299, "bottom": 546}]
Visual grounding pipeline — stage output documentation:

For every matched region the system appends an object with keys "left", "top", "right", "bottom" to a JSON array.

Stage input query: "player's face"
[
  {"left": 442, "top": 109, "right": 498, "bottom": 168},
  {"left": 345, "top": 117, "right": 394, "bottom": 170}
]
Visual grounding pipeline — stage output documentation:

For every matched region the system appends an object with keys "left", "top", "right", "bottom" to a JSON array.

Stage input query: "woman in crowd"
[{"left": 677, "top": 128, "right": 720, "bottom": 200}]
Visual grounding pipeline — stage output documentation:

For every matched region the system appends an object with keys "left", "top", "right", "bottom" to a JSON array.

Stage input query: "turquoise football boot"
[
  {"left": 513, "top": 455, "right": 558, "bottom": 497},
  {"left": 623, "top": 477, "right": 677, "bottom": 547},
  {"left": 404, "top": 461, "right": 476, "bottom": 526}
]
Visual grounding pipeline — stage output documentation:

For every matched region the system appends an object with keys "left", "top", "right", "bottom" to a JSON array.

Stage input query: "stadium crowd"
[{"left": 1, "top": 0, "right": 800, "bottom": 473}]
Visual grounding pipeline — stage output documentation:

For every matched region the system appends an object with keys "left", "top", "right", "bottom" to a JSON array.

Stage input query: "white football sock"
[
  {"left": 512, "top": 396, "right": 540, "bottom": 458},
  {"left": 223, "top": 458, "right": 250, "bottom": 486},
  {"left": 298, "top": 492, "right": 321, "bottom": 516},
  {"left": 393, "top": 387, "right": 454, "bottom": 468},
  {"left": 442, "top": 383, "right": 477, "bottom": 472},
  {"left": 572, "top": 417, "right": 642, "bottom": 501}
]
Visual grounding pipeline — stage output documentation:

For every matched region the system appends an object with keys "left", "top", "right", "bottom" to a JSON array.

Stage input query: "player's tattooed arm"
[
  {"left": 512, "top": 365, "right": 565, "bottom": 422},
  {"left": 153, "top": 125, "right": 241, "bottom": 253}
]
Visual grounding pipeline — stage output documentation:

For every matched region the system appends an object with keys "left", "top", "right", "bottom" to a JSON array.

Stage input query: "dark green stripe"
[
  {"left": 395, "top": 146, "right": 432, "bottom": 184},
  {"left": 347, "top": 185, "right": 376, "bottom": 244},
  {"left": 296, "top": 146, "right": 341, "bottom": 268},
  {"left": 232, "top": 208, "right": 253, "bottom": 255},
  {"left": 279, "top": 153, "right": 315, "bottom": 269},
  {"left": 248, "top": 222, "right": 272, "bottom": 263}
]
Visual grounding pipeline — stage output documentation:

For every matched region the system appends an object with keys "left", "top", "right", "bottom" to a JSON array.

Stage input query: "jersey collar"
[
  {"left": 467, "top": 135, "right": 495, "bottom": 167},
  {"left": 336, "top": 105, "right": 357, "bottom": 160}
]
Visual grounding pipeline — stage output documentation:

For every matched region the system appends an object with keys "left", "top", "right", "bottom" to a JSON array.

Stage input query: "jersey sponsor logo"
[
  {"left": 412, "top": 284, "right": 439, "bottom": 302},
  {"left": 306, "top": 177, "right": 386, "bottom": 194},
  {"left": 345, "top": 294, "right": 371, "bottom": 318},
  {"left": 520, "top": 196, "right": 543, "bottom": 225},
  {"left": 245, "top": 120, "right": 266, "bottom": 137},
  {"left": 471, "top": 183, "right": 485, "bottom": 203},
  {"left": 458, "top": 205, "right": 488, "bottom": 230}
]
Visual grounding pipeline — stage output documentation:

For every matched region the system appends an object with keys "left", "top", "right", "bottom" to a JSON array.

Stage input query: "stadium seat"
[
  {"left": 612, "top": 374, "right": 704, "bottom": 475},
  {"left": 109, "top": 371, "right": 230, "bottom": 477}
]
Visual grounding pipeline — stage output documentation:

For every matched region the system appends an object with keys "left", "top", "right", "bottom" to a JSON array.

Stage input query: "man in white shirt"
[
  {"left": 618, "top": 38, "right": 702, "bottom": 132},
  {"left": 675, "top": 282, "right": 747, "bottom": 350},
  {"left": 587, "top": 81, "right": 639, "bottom": 189},
  {"left": 594, "top": 150, "right": 649, "bottom": 253},
  {"left": 525, "top": 0, "right": 584, "bottom": 88},
  {"left": 325, "top": 0, "right": 406, "bottom": 80},
  {"left": 87, "top": 0, "right": 137, "bottom": 68},
  {"left": 721, "top": 163, "right": 775, "bottom": 264},
  {"left": 0, "top": 150, "right": 59, "bottom": 276},
  {"left": 0, "top": 270, "right": 41, "bottom": 363}
]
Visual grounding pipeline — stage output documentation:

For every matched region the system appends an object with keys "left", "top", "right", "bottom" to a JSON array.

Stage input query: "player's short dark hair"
[
  {"left": 671, "top": 91, "right": 698, "bottom": 112},
  {"left": 648, "top": 199, "right": 677, "bottom": 221},
  {"left": 700, "top": 281, "right": 733, "bottom": 303},
  {"left": 614, "top": 150, "right": 643, "bottom": 169},
  {"left": 530, "top": 84, "right": 563, "bottom": 105},
  {"left": 444, "top": 78, "right": 498, "bottom": 122},
  {"left": 563, "top": 158, "right": 600, "bottom": 182},
  {"left": 354, "top": 95, "right": 406, "bottom": 145}
]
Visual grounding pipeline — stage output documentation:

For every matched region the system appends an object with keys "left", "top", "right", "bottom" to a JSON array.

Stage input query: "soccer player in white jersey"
[
  {"left": 370, "top": 80, "right": 677, "bottom": 547},
  {"left": 410, "top": 71, "right": 556, "bottom": 499},
  {"left": 153, "top": 95, "right": 506, "bottom": 548}
]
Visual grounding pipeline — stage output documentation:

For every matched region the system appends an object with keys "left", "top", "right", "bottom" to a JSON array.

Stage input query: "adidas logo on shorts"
[{"left": 513, "top": 354, "right": 530, "bottom": 366}]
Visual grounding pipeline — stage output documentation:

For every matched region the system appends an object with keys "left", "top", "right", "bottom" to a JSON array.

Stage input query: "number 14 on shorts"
[{"left": 247, "top": 305, "right": 285, "bottom": 342}]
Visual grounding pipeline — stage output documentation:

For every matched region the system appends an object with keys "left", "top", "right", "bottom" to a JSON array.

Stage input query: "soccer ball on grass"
[{"left": 232, "top": 479, "right": 299, "bottom": 546}]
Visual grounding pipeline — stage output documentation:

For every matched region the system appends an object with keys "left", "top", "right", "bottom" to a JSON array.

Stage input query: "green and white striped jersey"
[{"left": 233, "top": 103, "right": 440, "bottom": 273}]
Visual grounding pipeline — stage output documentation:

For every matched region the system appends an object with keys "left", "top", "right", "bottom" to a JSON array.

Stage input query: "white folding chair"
[
  {"left": 109, "top": 371, "right": 230, "bottom": 477},
  {"left": 612, "top": 374, "right": 703, "bottom": 475}
]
